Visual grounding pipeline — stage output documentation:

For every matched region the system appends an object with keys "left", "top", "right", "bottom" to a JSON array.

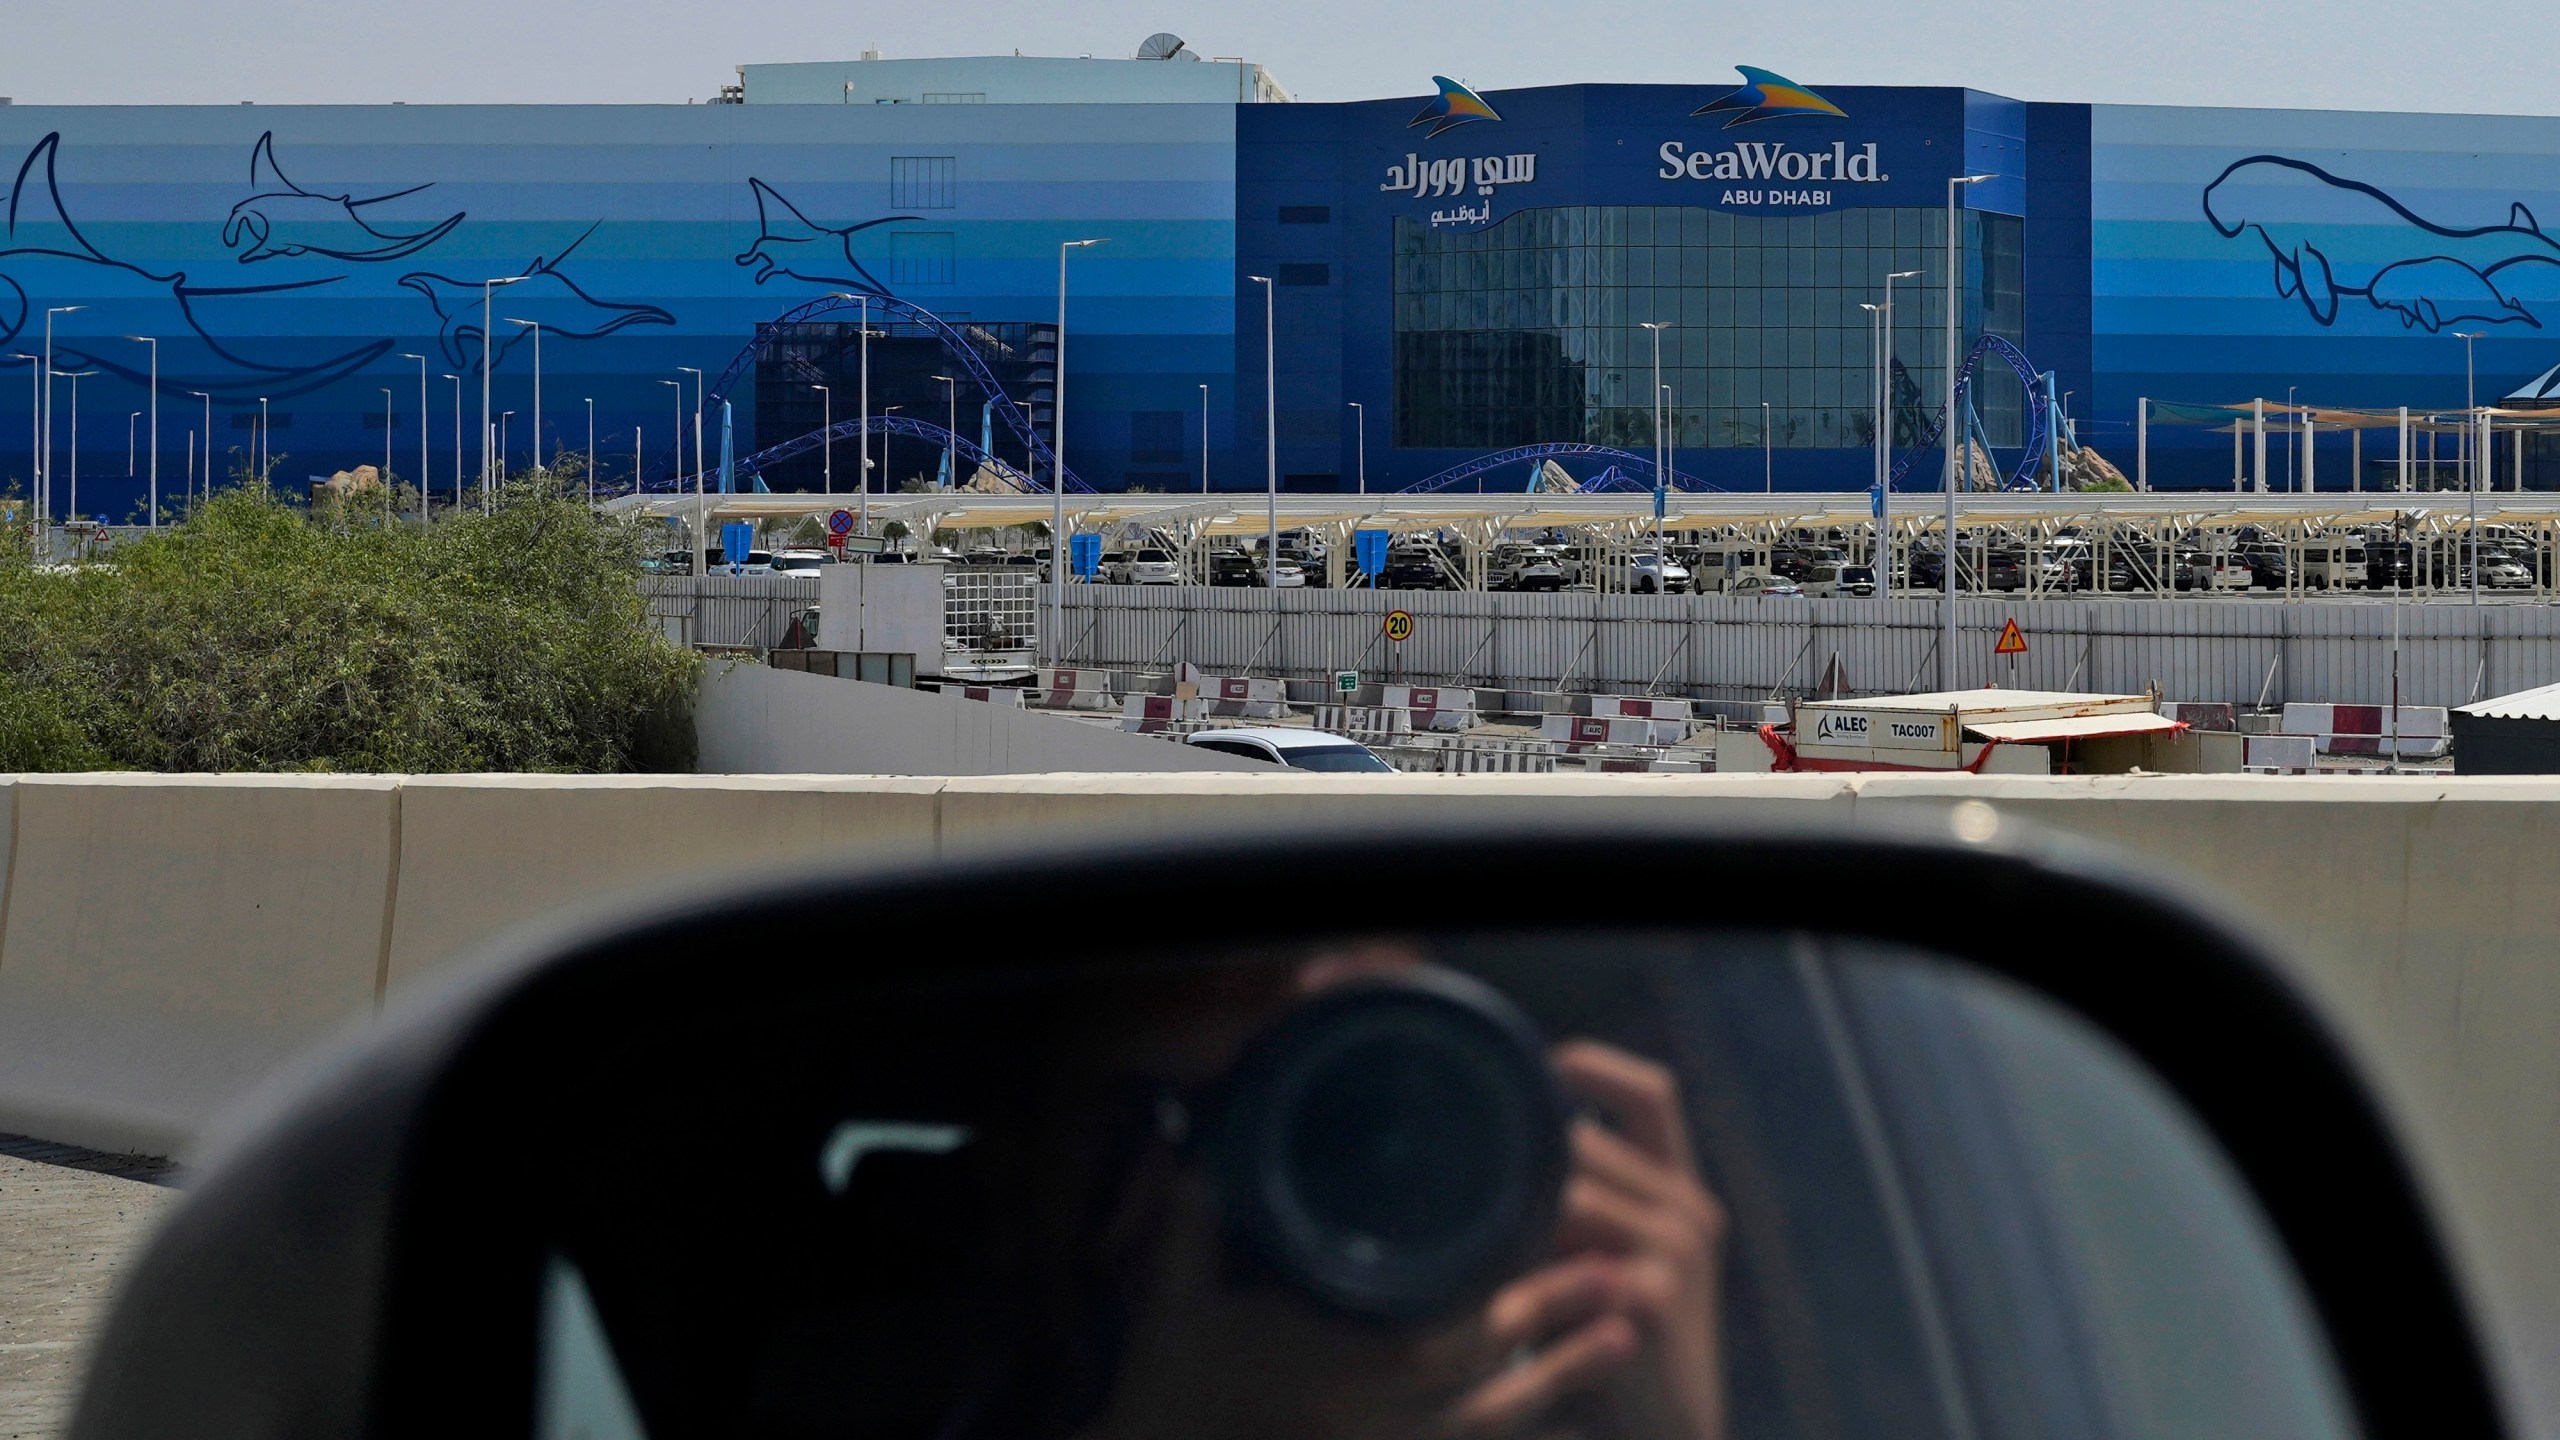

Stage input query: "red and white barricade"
[
  {"left": 1312, "top": 704, "right": 1412, "bottom": 743},
  {"left": 1201, "top": 675, "right": 1288, "bottom": 720},
  {"left": 2160, "top": 701, "right": 2237, "bottom": 732},
  {"left": 1383, "top": 684, "right": 1476, "bottom": 732},
  {"left": 2242, "top": 734, "right": 2317, "bottom": 774},
  {"left": 1590, "top": 696, "right": 1695, "bottom": 745},
  {"left": 1451, "top": 738, "right": 1556, "bottom": 773},
  {"left": 2280, "top": 702, "right": 2449, "bottom": 758},
  {"left": 1540, "top": 714, "right": 1665, "bottom": 753},
  {"left": 951, "top": 685, "right": 1026, "bottom": 707},
  {"left": 1120, "top": 695, "right": 1210, "bottom": 733},
  {"left": 1037, "top": 667, "right": 1115, "bottom": 710}
]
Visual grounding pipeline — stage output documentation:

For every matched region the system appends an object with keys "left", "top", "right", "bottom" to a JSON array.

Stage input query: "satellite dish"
[{"left": 1135, "top": 31, "right": 1195, "bottom": 60}]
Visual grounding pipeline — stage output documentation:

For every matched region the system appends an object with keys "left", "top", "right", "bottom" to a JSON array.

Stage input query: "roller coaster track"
[
  {"left": 1400, "top": 443, "right": 1724, "bottom": 495},
  {"left": 731, "top": 414, "right": 1040, "bottom": 493},
  {"left": 650, "top": 293, "right": 1093, "bottom": 495},
  {"left": 1888, "top": 333, "right": 2052, "bottom": 492}
]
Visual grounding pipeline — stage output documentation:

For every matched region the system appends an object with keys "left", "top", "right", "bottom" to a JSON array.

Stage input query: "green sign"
[{"left": 1335, "top": 670, "right": 1360, "bottom": 694}]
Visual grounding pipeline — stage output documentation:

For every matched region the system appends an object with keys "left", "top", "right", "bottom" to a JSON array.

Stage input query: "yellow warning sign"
[
  {"left": 1384, "top": 610, "right": 1415, "bottom": 643},
  {"left": 1994, "top": 618, "right": 2028, "bottom": 656}
]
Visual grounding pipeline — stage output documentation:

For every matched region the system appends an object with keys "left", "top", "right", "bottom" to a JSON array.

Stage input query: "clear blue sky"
[{"left": 6, "top": 0, "right": 2553, "bottom": 112}]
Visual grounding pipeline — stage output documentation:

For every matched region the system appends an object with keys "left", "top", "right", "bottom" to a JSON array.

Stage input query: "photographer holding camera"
[{"left": 1068, "top": 950, "right": 1730, "bottom": 1440}]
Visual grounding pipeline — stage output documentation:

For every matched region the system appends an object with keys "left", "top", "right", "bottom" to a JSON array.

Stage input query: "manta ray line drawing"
[
  {"left": 0, "top": 131, "right": 390, "bottom": 401},
  {"left": 400, "top": 223, "right": 675, "bottom": 373},
  {"left": 223, "top": 131, "right": 465, "bottom": 265},
  {"left": 733, "top": 177, "right": 916, "bottom": 295},
  {"left": 2204, "top": 154, "right": 2560, "bottom": 333}
]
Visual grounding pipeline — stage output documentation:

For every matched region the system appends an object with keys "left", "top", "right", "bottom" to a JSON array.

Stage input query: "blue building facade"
[
  {"left": 0, "top": 101, "right": 1235, "bottom": 518},
  {"left": 17, "top": 77, "right": 2560, "bottom": 516}
]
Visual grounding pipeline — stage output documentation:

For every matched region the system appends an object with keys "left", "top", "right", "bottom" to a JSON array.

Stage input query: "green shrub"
[{"left": 0, "top": 480, "right": 699, "bottom": 773}]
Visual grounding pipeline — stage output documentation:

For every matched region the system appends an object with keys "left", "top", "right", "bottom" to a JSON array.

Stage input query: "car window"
[
  {"left": 1278, "top": 744, "right": 1395, "bottom": 773},
  {"left": 1190, "top": 738, "right": 1277, "bottom": 763}
]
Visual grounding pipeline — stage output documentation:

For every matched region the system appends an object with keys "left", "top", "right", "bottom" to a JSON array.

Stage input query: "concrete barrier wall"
[
  {"left": 0, "top": 776, "right": 399, "bottom": 1159},
  {"left": 3, "top": 770, "right": 2560, "bottom": 1425},
  {"left": 694, "top": 662, "right": 1266, "bottom": 776}
]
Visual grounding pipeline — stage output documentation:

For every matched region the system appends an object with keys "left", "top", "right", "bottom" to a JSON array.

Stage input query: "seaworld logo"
[
  {"left": 2205, "top": 154, "right": 2560, "bottom": 333},
  {"left": 1692, "top": 67, "right": 1847, "bottom": 128},
  {"left": 1658, "top": 140, "right": 1884, "bottom": 184},
  {"left": 1408, "top": 76, "right": 1501, "bottom": 139}
]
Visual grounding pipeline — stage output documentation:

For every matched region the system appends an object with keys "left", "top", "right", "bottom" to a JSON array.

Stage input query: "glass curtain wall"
[{"left": 1393, "top": 205, "right": 2025, "bottom": 458}]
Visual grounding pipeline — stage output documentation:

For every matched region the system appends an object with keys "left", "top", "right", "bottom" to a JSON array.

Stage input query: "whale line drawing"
[
  {"left": 733, "top": 177, "right": 915, "bottom": 295},
  {"left": 2204, "top": 154, "right": 2560, "bottom": 333},
  {"left": 0, "top": 131, "right": 390, "bottom": 401},
  {"left": 400, "top": 222, "right": 675, "bottom": 374},
  {"left": 223, "top": 132, "right": 465, "bottom": 265}
]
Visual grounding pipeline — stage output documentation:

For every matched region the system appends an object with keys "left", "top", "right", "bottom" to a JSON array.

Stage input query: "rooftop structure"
[{"left": 738, "top": 37, "right": 1289, "bottom": 106}]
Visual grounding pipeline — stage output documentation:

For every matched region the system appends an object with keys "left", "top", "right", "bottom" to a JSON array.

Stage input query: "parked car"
[
  {"left": 2240, "top": 546, "right": 2291, "bottom": 589},
  {"left": 1248, "top": 558, "right": 1308, "bottom": 589},
  {"left": 2481, "top": 550, "right": 2536, "bottom": 590},
  {"left": 1728, "top": 574, "right": 1805, "bottom": 598},
  {"left": 1280, "top": 549, "right": 1329, "bottom": 588},
  {"left": 1492, "top": 545, "right": 1569, "bottom": 592},
  {"left": 1181, "top": 726, "right": 1396, "bottom": 772},
  {"left": 771, "top": 549, "right": 829, "bottom": 577},
  {"left": 1209, "top": 550, "right": 1258, "bottom": 587},
  {"left": 2189, "top": 552, "right": 2255, "bottom": 592},
  {"left": 1625, "top": 551, "right": 1692, "bottom": 594},
  {"left": 1813, "top": 564, "right": 1877, "bottom": 598},
  {"left": 645, "top": 549, "right": 693, "bottom": 575},
  {"left": 1382, "top": 545, "right": 1456, "bottom": 590},
  {"left": 704, "top": 547, "right": 774, "bottom": 576},
  {"left": 1124, "top": 548, "right": 1182, "bottom": 585}
]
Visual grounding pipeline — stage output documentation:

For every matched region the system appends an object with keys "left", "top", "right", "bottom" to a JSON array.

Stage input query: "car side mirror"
[{"left": 68, "top": 823, "right": 2507, "bottom": 1440}]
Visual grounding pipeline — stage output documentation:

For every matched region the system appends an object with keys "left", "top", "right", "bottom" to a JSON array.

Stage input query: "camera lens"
[{"left": 1209, "top": 968, "right": 1567, "bottom": 1322}]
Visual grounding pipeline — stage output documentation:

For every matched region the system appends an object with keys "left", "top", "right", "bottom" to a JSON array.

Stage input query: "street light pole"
[
  {"left": 500, "top": 412, "right": 514, "bottom": 481},
  {"left": 1642, "top": 320, "right": 1668, "bottom": 590},
  {"left": 931, "top": 375, "right": 958, "bottom": 490},
  {"left": 1761, "top": 401, "right": 1771, "bottom": 493},
  {"left": 62, "top": 369, "right": 94, "bottom": 523},
  {"left": 41, "top": 306, "right": 82, "bottom": 534},
  {"left": 2457, "top": 331, "right": 2484, "bottom": 606},
  {"left": 1861, "top": 301, "right": 1884, "bottom": 594},
  {"left": 256, "top": 395, "right": 270, "bottom": 488},
  {"left": 380, "top": 387, "right": 395, "bottom": 522},
  {"left": 1249, "top": 273, "right": 1277, "bottom": 587},
  {"left": 1054, "top": 240, "right": 1106, "bottom": 649},
  {"left": 506, "top": 319, "right": 541, "bottom": 474},
  {"left": 1348, "top": 400, "right": 1366, "bottom": 495},
  {"left": 666, "top": 378, "right": 702, "bottom": 573},
  {"left": 1878, "top": 269, "right": 1917, "bottom": 600},
  {"left": 812, "top": 384, "right": 832, "bottom": 494},
  {"left": 14, "top": 356, "right": 40, "bottom": 552},
  {"left": 444, "top": 376, "right": 462, "bottom": 513},
  {"left": 1942, "top": 173, "right": 1995, "bottom": 691},
  {"left": 399, "top": 354, "right": 428, "bottom": 519},
  {"left": 1199, "top": 383, "right": 1211, "bottom": 494},
  {"left": 125, "top": 335, "right": 157, "bottom": 526},
  {"left": 189, "top": 390, "right": 209, "bottom": 509},
  {"left": 678, "top": 366, "right": 704, "bottom": 508},
  {"left": 585, "top": 398, "right": 595, "bottom": 504},
  {"left": 478, "top": 276, "right": 522, "bottom": 512}
]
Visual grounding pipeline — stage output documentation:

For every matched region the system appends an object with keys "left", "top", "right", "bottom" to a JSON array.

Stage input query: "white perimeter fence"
[{"left": 1058, "top": 587, "right": 2560, "bottom": 710}]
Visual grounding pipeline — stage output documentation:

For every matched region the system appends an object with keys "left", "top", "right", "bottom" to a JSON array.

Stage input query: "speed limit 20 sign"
[{"left": 1383, "top": 609, "right": 1415, "bottom": 643}]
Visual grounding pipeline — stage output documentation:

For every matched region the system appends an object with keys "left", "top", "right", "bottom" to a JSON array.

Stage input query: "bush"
[{"left": 0, "top": 480, "right": 700, "bottom": 773}]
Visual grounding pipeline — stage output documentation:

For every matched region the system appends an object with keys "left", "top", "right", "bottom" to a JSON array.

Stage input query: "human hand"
[{"left": 1445, "top": 1040, "right": 1728, "bottom": 1440}]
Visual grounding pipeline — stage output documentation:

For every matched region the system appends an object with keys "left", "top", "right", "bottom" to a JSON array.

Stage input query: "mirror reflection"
[{"left": 480, "top": 933, "right": 2358, "bottom": 1440}]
